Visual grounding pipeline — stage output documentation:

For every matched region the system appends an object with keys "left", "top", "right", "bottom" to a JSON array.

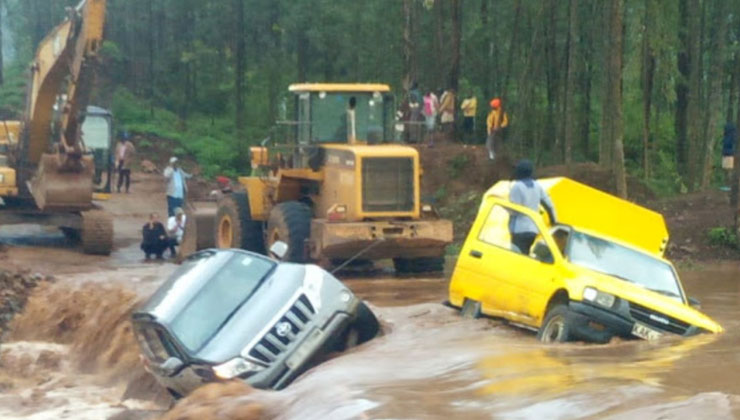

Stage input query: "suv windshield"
[
  {"left": 568, "top": 230, "right": 683, "bottom": 302},
  {"left": 170, "top": 253, "right": 275, "bottom": 352}
]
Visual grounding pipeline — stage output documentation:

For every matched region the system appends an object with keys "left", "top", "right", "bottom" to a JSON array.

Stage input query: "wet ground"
[{"left": 2, "top": 173, "right": 740, "bottom": 419}]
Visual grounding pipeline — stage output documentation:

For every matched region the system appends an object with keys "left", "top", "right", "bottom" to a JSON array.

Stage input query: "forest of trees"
[{"left": 1, "top": 0, "right": 739, "bottom": 199}]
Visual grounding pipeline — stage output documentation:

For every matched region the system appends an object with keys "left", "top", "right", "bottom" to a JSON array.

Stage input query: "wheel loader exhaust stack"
[{"left": 186, "top": 83, "right": 453, "bottom": 273}]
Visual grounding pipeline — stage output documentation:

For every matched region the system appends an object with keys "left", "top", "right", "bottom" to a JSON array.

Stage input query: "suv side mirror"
[
  {"left": 688, "top": 296, "right": 701, "bottom": 309},
  {"left": 532, "top": 242, "right": 554, "bottom": 264},
  {"left": 160, "top": 356, "right": 185, "bottom": 377},
  {"left": 270, "top": 241, "right": 289, "bottom": 260}
]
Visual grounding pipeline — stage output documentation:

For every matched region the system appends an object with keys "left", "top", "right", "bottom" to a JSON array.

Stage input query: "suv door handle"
[{"left": 470, "top": 250, "right": 483, "bottom": 258}]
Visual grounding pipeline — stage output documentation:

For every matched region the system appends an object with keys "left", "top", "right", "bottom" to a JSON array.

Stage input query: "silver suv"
[{"left": 132, "top": 248, "right": 378, "bottom": 398}]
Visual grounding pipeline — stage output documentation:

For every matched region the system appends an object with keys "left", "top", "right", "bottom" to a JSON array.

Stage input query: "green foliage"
[{"left": 707, "top": 227, "right": 739, "bottom": 249}]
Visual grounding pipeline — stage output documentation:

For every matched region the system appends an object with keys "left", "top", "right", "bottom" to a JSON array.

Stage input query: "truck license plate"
[{"left": 632, "top": 322, "right": 662, "bottom": 340}]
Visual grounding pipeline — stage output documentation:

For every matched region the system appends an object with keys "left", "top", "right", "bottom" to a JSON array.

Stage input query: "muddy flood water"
[{"left": 0, "top": 260, "right": 739, "bottom": 420}]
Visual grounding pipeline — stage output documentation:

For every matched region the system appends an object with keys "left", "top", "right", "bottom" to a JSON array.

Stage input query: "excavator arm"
[{"left": 23, "top": 0, "right": 106, "bottom": 210}]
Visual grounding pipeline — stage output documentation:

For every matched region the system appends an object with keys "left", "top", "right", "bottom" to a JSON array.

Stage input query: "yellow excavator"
[
  {"left": 188, "top": 83, "right": 453, "bottom": 273},
  {"left": 0, "top": 0, "right": 113, "bottom": 254}
]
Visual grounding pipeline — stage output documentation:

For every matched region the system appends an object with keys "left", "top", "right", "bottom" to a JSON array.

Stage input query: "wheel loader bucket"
[
  {"left": 178, "top": 202, "right": 217, "bottom": 261},
  {"left": 28, "top": 154, "right": 94, "bottom": 211}
]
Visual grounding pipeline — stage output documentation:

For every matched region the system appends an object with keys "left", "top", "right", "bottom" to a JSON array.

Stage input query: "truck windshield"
[
  {"left": 568, "top": 230, "right": 684, "bottom": 302},
  {"left": 170, "top": 254, "right": 276, "bottom": 352}
]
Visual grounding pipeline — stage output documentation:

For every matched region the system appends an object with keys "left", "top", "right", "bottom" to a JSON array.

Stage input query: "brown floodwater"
[{"left": 2, "top": 262, "right": 740, "bottom": 419}]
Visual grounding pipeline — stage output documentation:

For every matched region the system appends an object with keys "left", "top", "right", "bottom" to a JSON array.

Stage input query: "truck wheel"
[
  {"left": 215, "top": 192, "right": 265, "bottom": 253},
  {"left": 266, "top": 201, "right": 311, "bottom": 262},
  {"left": 81, "top": 210, "right": 113, "bottom": 255},
  {"left": 393, "top": 256, "right": 445, "bottom": 274},
  {"left": 460, "top": 299, "right": 482, "bottom": 319},
  {"left": 537, "top": 304, "right": 574, "bottom": 343},
  {"left": 344, "top": 301, "right": 380, "bottom": 349}
]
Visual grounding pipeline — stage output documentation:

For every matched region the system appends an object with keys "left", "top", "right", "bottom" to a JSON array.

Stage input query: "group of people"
[
  {"left": 401, "top": 83, "right": 510, "bottom": 160},
  {"left": 141, "top": 156, "right": 192, "bottom": 260}
]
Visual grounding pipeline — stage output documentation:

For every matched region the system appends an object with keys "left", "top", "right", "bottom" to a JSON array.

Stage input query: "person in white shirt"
[{"left": 166, "top": 207, "right": 187, "bottom": 257}]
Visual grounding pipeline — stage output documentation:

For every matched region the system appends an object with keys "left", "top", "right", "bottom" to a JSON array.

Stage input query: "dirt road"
[{"left": 2, "top": 172, "right": 740, "bottom": 419}]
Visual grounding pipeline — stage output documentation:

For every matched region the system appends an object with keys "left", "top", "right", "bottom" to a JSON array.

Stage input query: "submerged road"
[{"left": 1, "top": 172, "right": 740, "bottom": 419}]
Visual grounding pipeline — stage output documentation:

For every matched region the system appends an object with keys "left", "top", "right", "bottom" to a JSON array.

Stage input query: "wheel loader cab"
[
  {"left": 208, "top": 83, "right": 453, "bottom": 273},
  {"left": 289, "top": 84, "right": 396, "bottom": 147}
]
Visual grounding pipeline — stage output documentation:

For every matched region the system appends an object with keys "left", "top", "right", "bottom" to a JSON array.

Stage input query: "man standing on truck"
[{"left": 508, "top": 159, "right": 556, "bottom": 254}]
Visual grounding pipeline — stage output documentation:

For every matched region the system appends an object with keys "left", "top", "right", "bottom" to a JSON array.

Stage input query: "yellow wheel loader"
[
  {"left": 193, "top": 83, "right": 453, "bottom": 273},
  {"left": 0, "top": 0, "right": 113, "bottom": 254}
]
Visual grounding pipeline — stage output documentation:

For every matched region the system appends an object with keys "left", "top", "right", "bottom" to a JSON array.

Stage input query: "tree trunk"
[
  {"left": 233, "top": 0, "right": 247, "bottom": 166},
  {"left": 0, "top": 0, "right": 4, "bottom": 86},
  {"left": 675, "top": 0, "right": 689, "bottom": 179},
  {"left": 502, "top": 0, "right": 522, "bottom": 98},
  {"left": 641, "top": 0, "right": 655, "bottom": 179},
  {"left": 563, "top": 0, "right": 578, "bottom": 166},
  {"left": 599, "top": 1, "right": 613, "bottom": 167},
  {"left": 434, "top": 0, "right": 445, "bottom": 89},
  {"left": 700, "top": 1, "right": 727, "bottom": 190},
  {"left": 608, "top": 0, "right": 627, "bottom": 197},
  {"left": 402, "top": 0, "right": 418, "bottom": 91},
  {"left": 686, "top": 0, "right": 702, "bottom": 190},
  {"left": 449, "top": 0, "right": 462, "bottom": 91},
  {"left": 148, "top": 0, "right": 155, "bottom": 116},
  {"left": 733, "top": 59, "right": 740, "bottom": 234}
]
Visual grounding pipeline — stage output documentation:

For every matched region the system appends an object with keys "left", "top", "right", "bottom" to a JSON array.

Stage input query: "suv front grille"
[
  {"left": 249, "top": 294, "right": 316, "bottom": 364},
  {"left": 628, "top": 302, "right": 690, "bottom": 335},
  {"left": 361, "top": 157, "right": 414, "bottom": 213}
]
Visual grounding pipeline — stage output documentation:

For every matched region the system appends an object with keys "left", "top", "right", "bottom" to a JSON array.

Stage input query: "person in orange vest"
[{"left": 486, "top": 98, "right": 509, "bottom": 160}]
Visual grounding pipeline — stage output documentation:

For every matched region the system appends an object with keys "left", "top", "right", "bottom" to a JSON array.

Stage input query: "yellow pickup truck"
[{"left": 448, "top": 177, "right": 722, "bottom": 343}]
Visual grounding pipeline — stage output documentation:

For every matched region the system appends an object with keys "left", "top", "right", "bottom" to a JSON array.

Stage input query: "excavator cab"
[{"left": 80, "top": 106, "right": 114, "bottom": 194}]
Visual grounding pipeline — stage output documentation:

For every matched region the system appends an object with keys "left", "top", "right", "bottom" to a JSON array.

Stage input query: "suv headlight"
[
  {"left": 212, "top": 357, "right": 264, "bottom": 380},
  {"left": 583, "top": 287, "right": 616, "bottom": 308}
]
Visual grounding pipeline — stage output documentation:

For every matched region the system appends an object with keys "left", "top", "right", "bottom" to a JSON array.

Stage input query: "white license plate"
[
  {"left": 286, "top": 328, "right": 324, "bottom": 369},
  {"left": 632, "top": 322, "right": 663, "bottom": 340}
]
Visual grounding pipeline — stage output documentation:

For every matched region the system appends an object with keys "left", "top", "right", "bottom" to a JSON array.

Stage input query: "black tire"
[
  {"left": 215, "top": 192, "right": 265, "bottom": 253},
  {"left": 537, "top": 304, "right": 574, "bottom": 343},
  {"left": 460, "top": 299, "right": 482, "bottom": 319},
  {"left": 265, "top": 201, "right": 312, "bottom": 262},
  {"left": 81, "top": 210, "right": 113, "bottom": 255},
  {"left": 343, "top": 301, "right": 380, "bottom": 350},
  {"left": 393, "top": 256, "right": 445, "bottom": 274}
]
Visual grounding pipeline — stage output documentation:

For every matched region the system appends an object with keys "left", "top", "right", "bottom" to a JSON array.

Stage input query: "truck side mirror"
[
  {"left": 532, "top": 242, "right": 554, "bottom": 264},
  {"left": 270, "top": 241, "right": 289, "bottom": 260},
  {"left": 160, "top": 356, "right": 184, "bottom": 377},
  {"left": 688, "top": 297, "right": 701, "bottom": 309}
]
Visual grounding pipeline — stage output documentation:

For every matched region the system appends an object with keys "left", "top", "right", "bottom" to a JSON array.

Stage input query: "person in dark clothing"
[
  {"left": 721, "top": 123, "right": 736, "bottom": 189},
  {"left": 141, "top": 213, "right": 168, "bottom": 260},
  {"left": 508, "top": 159, "right": 557, "bottom": 254}
]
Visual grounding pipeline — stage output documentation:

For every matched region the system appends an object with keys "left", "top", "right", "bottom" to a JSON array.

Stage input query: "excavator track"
[{"left": 81, "top": 209, "right": 113, "bottom": 255}]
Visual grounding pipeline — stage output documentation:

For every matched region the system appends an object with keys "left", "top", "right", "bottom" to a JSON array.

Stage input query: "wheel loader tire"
[
  {"left": 215, "top": 192, "right": 265, "bottom": 253},
  {"left": 393, "top": 256, "right": 445, "bottom": 274},
  {"left": 266, "top": 201, "right": 312, "bottom": 263},
  {"left": 81, "top": 210, "right": 113, "bottom": 255}
]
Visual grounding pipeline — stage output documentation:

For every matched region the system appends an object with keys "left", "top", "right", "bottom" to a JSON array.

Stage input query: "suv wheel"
[{"left": 537, "top": 304, "right": 574, "bottom": 343}]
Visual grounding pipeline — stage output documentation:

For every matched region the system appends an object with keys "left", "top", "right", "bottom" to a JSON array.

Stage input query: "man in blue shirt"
[
  {"left": 164, "top": 157, "right": 191, "bottom": 217},
  {"left": 508, "top": 159, "right": 557, "bottom": 254}
]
